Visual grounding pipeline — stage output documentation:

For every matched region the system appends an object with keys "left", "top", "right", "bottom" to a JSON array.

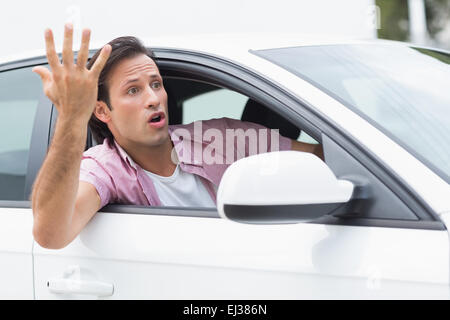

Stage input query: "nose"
[{"left": 144, "top": 85, "right": 160, "bottom": 109}]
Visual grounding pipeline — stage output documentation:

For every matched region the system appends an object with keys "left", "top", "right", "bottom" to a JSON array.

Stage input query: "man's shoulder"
[{"left": 82, "top": 139, "right": 119, "bottom": 162}]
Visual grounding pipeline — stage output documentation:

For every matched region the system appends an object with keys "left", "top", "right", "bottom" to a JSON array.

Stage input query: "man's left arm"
[{"left": 290, "top": 139, "right": 324, "bottom": 161}]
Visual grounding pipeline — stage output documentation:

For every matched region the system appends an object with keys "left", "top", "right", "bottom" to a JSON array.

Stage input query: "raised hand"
[{"left": 32, "top": 23, "right": 111, "bottom": 123}]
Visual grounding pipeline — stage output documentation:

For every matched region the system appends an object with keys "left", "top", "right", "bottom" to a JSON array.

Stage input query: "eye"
[
  {"left": 151, "top": 81, "right": 162, "bottom": 89},
  {"left": 127, "top": 87, "right": 139, "bottom": 95}
]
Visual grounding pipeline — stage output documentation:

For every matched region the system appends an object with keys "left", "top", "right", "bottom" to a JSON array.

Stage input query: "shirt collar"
[{"left": 113, "top": 140, "right": 139, "bottom": 170}]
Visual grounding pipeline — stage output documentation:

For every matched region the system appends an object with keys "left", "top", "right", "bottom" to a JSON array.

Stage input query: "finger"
[
  {"left": 32, "top": 66, "right": 52, "bottom": 83},
  {"left": 90, "top": 44, "right": 112, "bottom": 77},
  {"left": 62, "top": 23, "right": 74, "bottom": 67},
  {"left": 76, "top": 28, "right": 91, "bottom": 68},
  {"left": 44, "top": 29, "right": 61, "bottom": 70}
]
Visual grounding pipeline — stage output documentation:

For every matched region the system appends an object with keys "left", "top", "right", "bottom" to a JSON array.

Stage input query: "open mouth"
[
  {"left": 150, "top": 115, "right": 162, "bottom": 123},
  {"left": 148, "top": 112, "right": 166, "bottom": 128}
]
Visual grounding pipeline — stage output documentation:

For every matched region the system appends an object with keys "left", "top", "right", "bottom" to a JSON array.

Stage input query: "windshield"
[{"left": 254, "top": 44, "right": 450, "bottom": 183}]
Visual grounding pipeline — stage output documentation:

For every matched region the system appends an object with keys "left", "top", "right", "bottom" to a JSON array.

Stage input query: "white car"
[{"left": 0, "top": 35, "right": 449, "bottom": 299}]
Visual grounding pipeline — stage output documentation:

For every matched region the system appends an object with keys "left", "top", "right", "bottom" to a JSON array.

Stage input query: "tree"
[{"left": 377, "top": 0, "right": 450, "bottom": 48}]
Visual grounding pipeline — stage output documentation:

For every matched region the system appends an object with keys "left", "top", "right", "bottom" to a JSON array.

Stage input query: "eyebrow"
[{"left": 121, "top": 74, "right": 161, "bottom": 88}]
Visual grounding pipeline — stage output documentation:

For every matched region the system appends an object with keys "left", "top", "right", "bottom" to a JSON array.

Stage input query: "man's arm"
[
  {"left": 31, "top": 119, "right": 101, "bottom": 248},
  {"left": 290, "top": 139, "right": 324, "bottom": 161},
  {"left": 31, "top": 24, "right": 111, "bottom": 249}
]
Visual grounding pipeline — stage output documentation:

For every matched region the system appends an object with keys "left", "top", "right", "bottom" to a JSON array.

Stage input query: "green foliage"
[
  {"left": 413, "top": 47, "right": 450, "bottom": 64},
  {"left": 376, "top": 0, "right": 410, "bottom": 41},
  {"left": 377, "top": 0, "right": 450, "bottom": 42},
  {"left": 425, "top": 0, "right": 450, "bottom": 37}
]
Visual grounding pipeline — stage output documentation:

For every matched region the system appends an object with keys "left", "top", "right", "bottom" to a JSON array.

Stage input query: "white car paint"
[
  {"left": 0, "top": 209, "right": 34, "bottom": 299},
  {"left": 33, "top": 212, "right": 449, "bottom": 299}
]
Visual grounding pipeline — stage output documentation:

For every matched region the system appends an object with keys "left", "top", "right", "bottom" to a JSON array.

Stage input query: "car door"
[
  {"left": 32, "top": 49, "right": 450, "bottom": 299},
  {"left": 0, "top": 62, "right": 49, "bottom": 299}
]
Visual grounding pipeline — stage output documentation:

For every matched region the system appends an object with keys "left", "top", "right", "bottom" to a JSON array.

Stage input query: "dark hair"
[{"left": 86, "top": 36, "right": 157, "bottom": 144}]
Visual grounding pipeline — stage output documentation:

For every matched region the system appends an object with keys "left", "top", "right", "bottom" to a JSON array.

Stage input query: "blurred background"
[
  {"left": 0, "top": 0, "right": 449, "bottom": 61},
  {"left": 377, "top": 0, "right": 450, "bottom": 49}
]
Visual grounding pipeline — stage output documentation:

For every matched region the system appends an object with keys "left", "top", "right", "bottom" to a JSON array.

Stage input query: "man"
[{"left": 31, "top": 24, "right": 323, "bottom": 249}]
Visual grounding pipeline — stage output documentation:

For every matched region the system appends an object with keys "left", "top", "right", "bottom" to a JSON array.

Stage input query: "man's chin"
[{"left": 145, "top": 130, "right": 171, "bottom": 147}]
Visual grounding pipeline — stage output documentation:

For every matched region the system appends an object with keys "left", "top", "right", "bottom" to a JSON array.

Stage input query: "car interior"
[{"left": 163, "top": 77, "right": 301, "bottom": 140}]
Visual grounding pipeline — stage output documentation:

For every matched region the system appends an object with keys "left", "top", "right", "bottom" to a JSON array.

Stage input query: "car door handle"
[{"left": 47, "top": 278, "right": 114, "bottom": 297}]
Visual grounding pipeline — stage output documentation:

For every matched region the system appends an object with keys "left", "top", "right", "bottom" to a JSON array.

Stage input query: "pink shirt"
[{"left": 80, "top": 118, "right": 292, "bottom": 208}]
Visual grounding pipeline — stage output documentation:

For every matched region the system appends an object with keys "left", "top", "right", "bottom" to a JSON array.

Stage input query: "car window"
[
  {"left": 172, "top": 78, "right": 317, "bottom": 143},
  {"left": 183, "top": 85, "right": 318, "bottom": 143},
  {"left": 0, "top": 67, "right": 41, "bottom": 200},
  {"left": 182, "top": 88, "right": 248, "bottom": 124},
  {"left": 297, "top": 131, "right": 318, "bottom": 144},
  {"left": 164, "top": 77, "right": 310, "bottom": 141},
  {"left": 254, "top": 44, "right": 450, "bottom": 183}
]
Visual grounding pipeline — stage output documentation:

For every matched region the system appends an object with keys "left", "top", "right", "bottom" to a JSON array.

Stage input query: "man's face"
[{"left": 104, "top": 53, "right": 169, "bottom": 148}]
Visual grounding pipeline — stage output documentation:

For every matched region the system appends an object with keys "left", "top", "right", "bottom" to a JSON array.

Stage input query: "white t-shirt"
[{"left": 144, "top": 165, "right": 216, "bottom": 207}]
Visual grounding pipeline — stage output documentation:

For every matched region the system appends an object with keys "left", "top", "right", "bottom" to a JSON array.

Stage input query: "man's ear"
[{"left": 94, "top": 101, "right": 111, "bottom": 123}]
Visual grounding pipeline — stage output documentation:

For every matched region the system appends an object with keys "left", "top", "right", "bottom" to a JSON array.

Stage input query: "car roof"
[{"left": 0, "top": 33, "right": 410, "bottom": 67}]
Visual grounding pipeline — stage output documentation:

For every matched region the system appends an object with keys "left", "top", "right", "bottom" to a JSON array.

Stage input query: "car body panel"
[
  {"left": 0, "top": 207, "right": 34, "bottom": 299},
  {"left": 33, "top": 211, "right": 449, "bottom": 299}
]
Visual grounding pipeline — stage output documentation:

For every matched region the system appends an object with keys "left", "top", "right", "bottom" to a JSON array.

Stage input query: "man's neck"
[{"left": 116, "top": 137, "right": 177, "bottom": 177}]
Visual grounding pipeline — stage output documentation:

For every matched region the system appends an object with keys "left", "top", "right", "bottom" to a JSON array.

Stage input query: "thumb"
[{"left": 32, "top": 66, "right": 52, "bottom": 83}]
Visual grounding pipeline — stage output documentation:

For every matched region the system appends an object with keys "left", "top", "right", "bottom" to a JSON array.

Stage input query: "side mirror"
[{"left": 217, "top": 151, "right": 354, "bottom": 224}]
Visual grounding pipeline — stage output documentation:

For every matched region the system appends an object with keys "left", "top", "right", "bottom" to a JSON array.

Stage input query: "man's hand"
[
  {"left": 31, "top": 24, "right": 110, "bottom": 249},
  {"left": 291, "top": 139, "right": 324, "bottom": 161},
  {"left": 32, "top": 23, "right": 111, "bottom": 124}
]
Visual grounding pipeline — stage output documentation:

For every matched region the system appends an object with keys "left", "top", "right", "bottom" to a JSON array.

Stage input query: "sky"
[{"left": 0, "top": 0, "right": 376, "bottom": 61}]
